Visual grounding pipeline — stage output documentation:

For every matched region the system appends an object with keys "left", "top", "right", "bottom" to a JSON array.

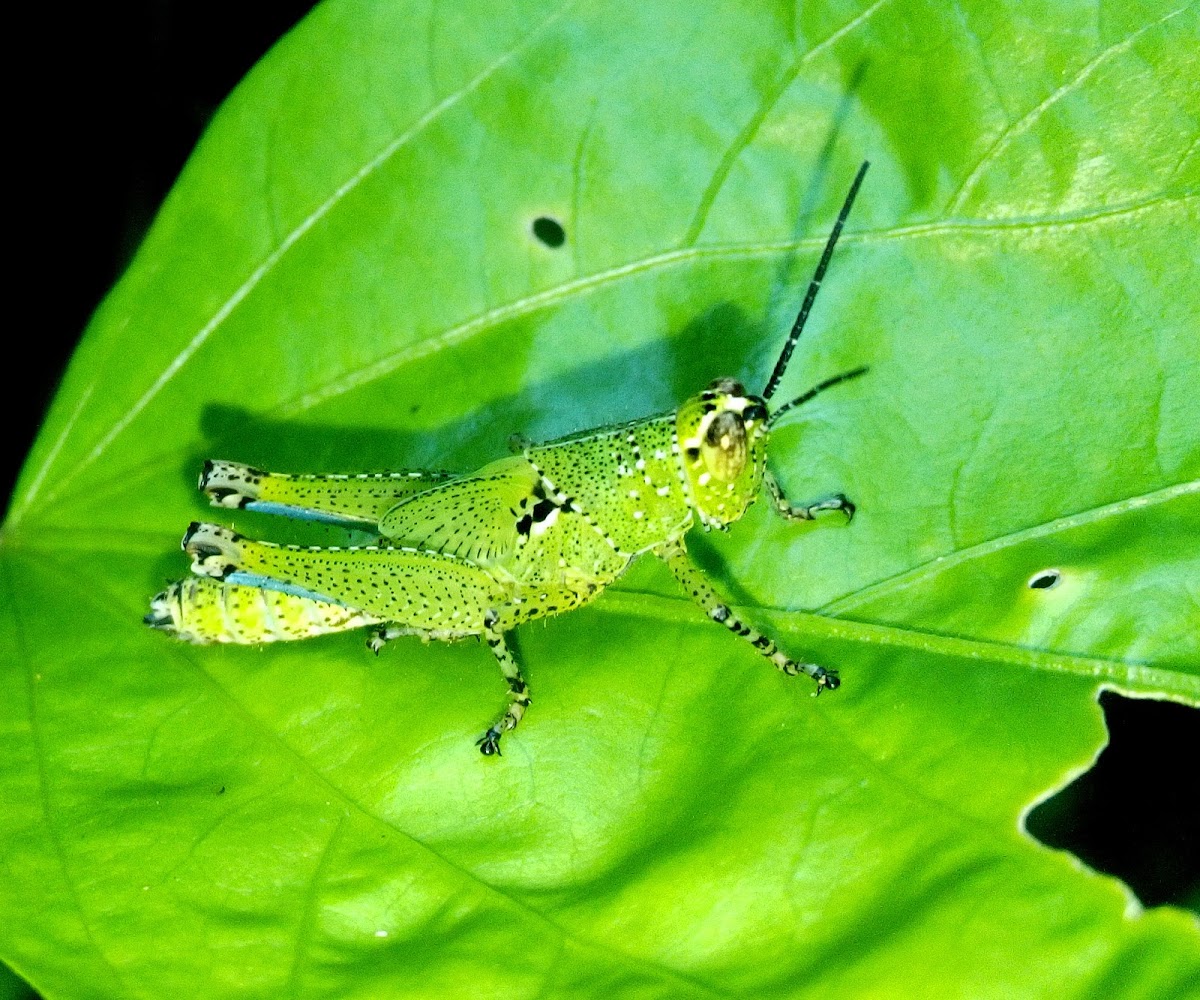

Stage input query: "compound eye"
[
  {"left": 744, "top": 401, "right": 768, "bottom": 424},
  {"left": 707, "top": 377, "right": 746, "bottom": 396},
  {"left": 701, "top": 411, "right": 747, "bottom": 482}
]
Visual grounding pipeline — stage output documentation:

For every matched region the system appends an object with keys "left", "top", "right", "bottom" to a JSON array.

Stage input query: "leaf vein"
[
  {"left": 820, "top": 480, "right": 1200, "bottom": 621},
  {"left": 23, "top": 549, "right": 731, "bottom": 1000},
  {"left": 4, "top": 560, "right": 130, "bottom": 994},
  {"left": 946, "top": 4, "right": 1192, "bottom": 213},
  {"left": 18, "top": 193, "right": 1191, "bottom": 526},
  {"left": 682, "top": 0, "right": 890, "bottom": 247},
  {"left": 39, "top": 0, "right": 577, "bottom": 515}
]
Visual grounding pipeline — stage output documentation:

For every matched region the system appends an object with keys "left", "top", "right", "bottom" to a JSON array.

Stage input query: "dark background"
[
  {"left": 3, "top": 4, "right": 1195, "bottom": 993},
  {"left": 6, "top": 1, "right": 319, "bottom": 511},
  {"left": 3, "top": 12, "right": 313, "bottom": 995}
]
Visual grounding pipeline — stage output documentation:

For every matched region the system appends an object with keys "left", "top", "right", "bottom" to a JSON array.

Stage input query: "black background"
[
  {"left": 6, "top": 2, "right": 319, "bottom": 511},
  {"left": 4, "top": 9, "right": 1196, "bottom": 995}
]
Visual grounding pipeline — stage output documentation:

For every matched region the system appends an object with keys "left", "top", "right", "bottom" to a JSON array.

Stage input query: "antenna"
[
  {"left": 766, "top": 366, "right": 869, "bottom": 429},
  {"left": 761, "top": 60, "right": 869, "bottom": 342},
  {"left": 762, "top": 160, "right": 869, "bottom": 401}
]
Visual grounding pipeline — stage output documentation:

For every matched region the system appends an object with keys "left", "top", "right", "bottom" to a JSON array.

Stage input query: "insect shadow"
[
  {"left": 194, "top": 299, "right": 770, "bottom": 482},
  {"left": 175, "top": 296, "right": 829, "bottom": 607}
]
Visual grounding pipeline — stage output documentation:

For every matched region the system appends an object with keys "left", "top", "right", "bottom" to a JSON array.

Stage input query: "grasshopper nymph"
[{"left": 147, "top": 163, "right": 871, "bottom": 755}]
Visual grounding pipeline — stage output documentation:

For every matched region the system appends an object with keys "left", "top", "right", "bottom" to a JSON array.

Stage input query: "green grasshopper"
[{"left": 147, "top": 162, "right": 870, "bottom": 755}]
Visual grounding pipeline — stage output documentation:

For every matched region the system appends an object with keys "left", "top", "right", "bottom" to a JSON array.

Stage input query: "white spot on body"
[
  {"left": 633, "top": 510, "right": 644, "bottom": 519},
  {"left": 698, "top": 472, "right": 711, "bottom": 486}
]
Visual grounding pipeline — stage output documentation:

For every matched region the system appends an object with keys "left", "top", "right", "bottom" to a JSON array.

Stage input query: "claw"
[
  {"left": 813, "top": 668, "right": 841, "bottom": 695},
  {"left": 476, "top": 729, "right": 503, "bottom": 756}
]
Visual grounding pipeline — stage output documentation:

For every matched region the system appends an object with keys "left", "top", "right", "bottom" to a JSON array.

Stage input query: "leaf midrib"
[{"left": 5, "top": 480, "right": 1197, "bottom": 701}]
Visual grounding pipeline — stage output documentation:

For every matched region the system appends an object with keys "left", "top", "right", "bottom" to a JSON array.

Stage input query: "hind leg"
[
  {"left": 182, "top": 522, "right": 533, "bottom": 752},
  {"left": 475, "top": 612, "right": 531, "bottom": 756},
  {"left": 199, "top": 461, "right": 458, "bottom": 526}
]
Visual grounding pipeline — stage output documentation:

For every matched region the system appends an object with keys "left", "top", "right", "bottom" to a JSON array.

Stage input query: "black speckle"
[
  {"left": 532, "top": 216, "right": 566, "bottom": 248},
  {"left": 531, "top": 498, "right": 557, "bottom": 523}
]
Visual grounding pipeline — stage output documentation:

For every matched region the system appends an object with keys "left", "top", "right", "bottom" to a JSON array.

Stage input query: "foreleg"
[{"left": 764, "top": 469, "right": 854, "bottom": 523}]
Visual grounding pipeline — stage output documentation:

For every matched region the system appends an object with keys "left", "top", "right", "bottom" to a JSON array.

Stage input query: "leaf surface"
[{"left": 3, "top": 1, "right": 1198, "bottom": 996}]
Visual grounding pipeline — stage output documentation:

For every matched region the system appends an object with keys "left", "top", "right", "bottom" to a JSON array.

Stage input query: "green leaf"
[{"left": 3, "top": 0, "right": 1198, "bottom": 996}]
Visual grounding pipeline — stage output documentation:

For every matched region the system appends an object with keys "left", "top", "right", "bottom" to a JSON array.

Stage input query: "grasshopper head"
[{"left": 676, "top": 378, "right": 770, "bottom": 528}]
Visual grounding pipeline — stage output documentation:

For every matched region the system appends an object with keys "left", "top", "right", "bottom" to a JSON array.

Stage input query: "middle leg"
[
  {"left": 658, "top": 539, "right": 840, "bottom": 692},
  {"left": 476, "top": 611, "right": 532, "bottom": 756}
]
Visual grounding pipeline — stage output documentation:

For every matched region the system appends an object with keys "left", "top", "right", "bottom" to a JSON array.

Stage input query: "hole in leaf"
[
  {"left": 1026, "top": 692, "right": 1200, "bottom": 913},
  {"left": 1028, "top": 568, "right": 1061, "bottom": 590},
  {"left": 531, "top": 216, "right": 566, "bottom": 248}
]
